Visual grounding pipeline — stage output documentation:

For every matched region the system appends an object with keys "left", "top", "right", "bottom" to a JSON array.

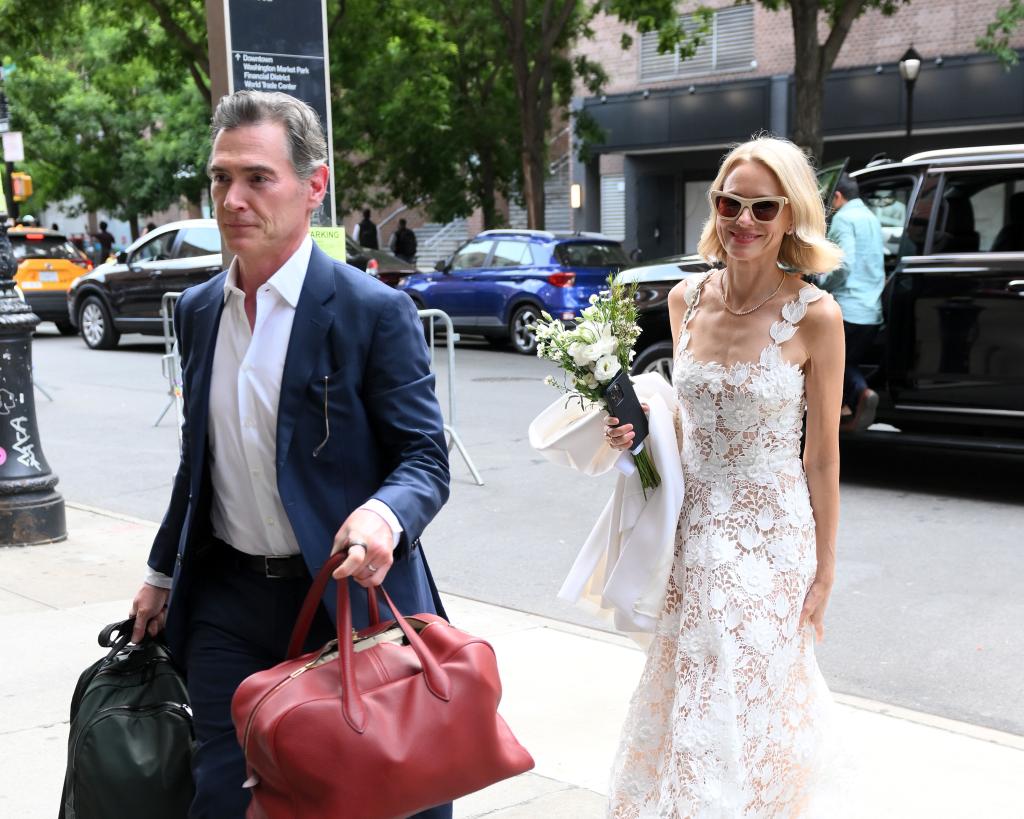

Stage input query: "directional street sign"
[{"left": 225, "top": 0, "right": 336, "bottom": 225}]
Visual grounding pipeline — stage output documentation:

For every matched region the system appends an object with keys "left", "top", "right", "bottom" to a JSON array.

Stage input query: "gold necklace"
[{"left": 721, "top": 270, "right": 786, "bottom": 316}]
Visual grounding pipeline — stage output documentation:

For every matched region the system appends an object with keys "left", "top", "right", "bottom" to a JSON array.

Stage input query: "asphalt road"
[{"left": 21, "top": 322, "right": 1024, "bottom": 735}]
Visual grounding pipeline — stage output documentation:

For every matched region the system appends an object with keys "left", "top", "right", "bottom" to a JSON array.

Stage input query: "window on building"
[
  {"left": 601, "top": 175, "right": 626, "bottom": 241},
  {"left": 639, "top": 4, "right": 755, "bottom": 82}
]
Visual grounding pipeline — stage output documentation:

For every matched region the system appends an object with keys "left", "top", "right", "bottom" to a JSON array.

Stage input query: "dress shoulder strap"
[
  {"left": 769, "top": 283, "right": 824, "bottom": 345},
  {"left": 677, "top": 271, "right": 713, "bottom": 352},
  {"left": 682, "top": 271, "right": 713, "bottom": 326}
]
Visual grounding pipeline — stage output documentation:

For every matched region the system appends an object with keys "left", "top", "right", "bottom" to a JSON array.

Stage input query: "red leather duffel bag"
[{"left": 231, "top": 553, "right": 534, "bottom": 819}]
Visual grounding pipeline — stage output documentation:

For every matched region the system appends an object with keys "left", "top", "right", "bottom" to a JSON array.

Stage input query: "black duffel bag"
[{"left": 59, "top": 618, "right": 194, "bottom": 819}]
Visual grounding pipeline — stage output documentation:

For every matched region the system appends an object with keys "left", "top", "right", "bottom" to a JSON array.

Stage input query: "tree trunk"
[
  {"left": 518, "top": 99, "right": 546, "bottom": 229},
  {"left": 128, "top": 213, "right": 140, "bottom": 241},
  {"left": 478, "top": 152, "right": 499, "bottom": 229},
  {"left": 789, "top": 0, "right": 825, "bottom": 162}
]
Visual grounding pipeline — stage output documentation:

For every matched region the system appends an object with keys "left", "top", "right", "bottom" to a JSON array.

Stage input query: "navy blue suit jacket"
[{"left": 147, "top": 243, "right": 450, "bottom": 664}]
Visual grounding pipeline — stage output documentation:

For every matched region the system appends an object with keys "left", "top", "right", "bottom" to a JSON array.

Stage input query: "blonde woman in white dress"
[{"left": 604, "top": 136, "right": 845, "bottom": 818}]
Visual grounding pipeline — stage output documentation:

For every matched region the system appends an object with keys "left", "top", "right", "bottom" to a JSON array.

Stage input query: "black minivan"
[{"left": 620, "top": 144, "right": 1024, "bottom": 451}]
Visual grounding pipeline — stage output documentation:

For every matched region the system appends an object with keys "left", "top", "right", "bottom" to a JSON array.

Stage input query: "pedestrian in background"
[
  {"left": 354, "top": 207, "right": 379, "bottom": 249},
  {"left": 128, "top": 90, "right": 451, "bottom": 818},
  {"left": 142, "top": 221, "right": 158, "bottom": 235},
  {"left": 819, "top": 173, "right": 884, "bottom": 430},
  {"left": 92, "top": 221, "right": 114, "bottom": 264},
  {"left": 390, "top": 217, "right": 418, "bottom": 263}
]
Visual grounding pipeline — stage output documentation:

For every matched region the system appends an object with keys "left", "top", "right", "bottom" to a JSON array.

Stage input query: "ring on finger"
[{"left": 367, "top": 563, "right": 378, "bottom": 573}]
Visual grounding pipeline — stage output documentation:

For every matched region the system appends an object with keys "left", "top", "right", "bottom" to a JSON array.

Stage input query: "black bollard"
[{"left": 0, "top": 212, "right": 66, "bottom": 546}]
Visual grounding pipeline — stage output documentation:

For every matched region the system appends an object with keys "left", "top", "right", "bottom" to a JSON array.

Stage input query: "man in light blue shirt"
[{"left": 819, "top": 174, "right": 885, "bottom": 430}]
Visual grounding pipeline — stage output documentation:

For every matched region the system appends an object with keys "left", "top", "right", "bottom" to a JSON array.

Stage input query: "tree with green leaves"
[
  {"left": 758, "top": 0, "right": 911, "bottom": 161},
  {"left": 327, "top": 0, "right": 521, "bottom": 228},
  {"left": 977, "top": 0, "right": 1024, "bottom": 67},
  {"left": 2, "top": 5, "right": 209, "bottom": 236}
]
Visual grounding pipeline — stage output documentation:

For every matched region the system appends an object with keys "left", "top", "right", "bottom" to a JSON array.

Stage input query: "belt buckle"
[{"left": 264, "top": 556, "right": 290, "bottom": 579}]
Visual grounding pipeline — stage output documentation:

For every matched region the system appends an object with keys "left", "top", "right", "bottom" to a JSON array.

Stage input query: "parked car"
[
  {"left": 397, "top": 229, "right": 631, "bottom": 354},
  {"left": 67, "top": 219, "right": 222, "bottom": 349},
  {"left": 67, "top": 218, "right": 413, "bottom": 349},
  {"left": 619, "top": 144, "right": 1024, "bottom": 453},
  {"left": 344, "top": 235, "right": 417, "bottom": 286},
  {"left": 9, "top": 226, "right": 93, "bottom": 334}
]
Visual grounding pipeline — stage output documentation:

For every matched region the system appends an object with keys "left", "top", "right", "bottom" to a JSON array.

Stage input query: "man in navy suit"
[{"left": 129, "top": 90, "right": 451, "bottom": 818}]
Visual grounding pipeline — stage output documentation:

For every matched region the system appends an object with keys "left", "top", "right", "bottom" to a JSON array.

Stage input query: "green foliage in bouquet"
[
  {"left": 533, "top": 276, "right": 641, "bottom": 405},
  {"left": 533, "top": 276, "right": 661, "bottom": 493}
]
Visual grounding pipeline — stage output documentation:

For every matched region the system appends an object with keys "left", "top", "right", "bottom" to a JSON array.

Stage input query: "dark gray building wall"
[{"left": 578, "top": 52, "right": 1024, "bottom": 257}]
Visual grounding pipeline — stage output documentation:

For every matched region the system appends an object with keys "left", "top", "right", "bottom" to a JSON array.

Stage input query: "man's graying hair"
[{"left": 209, "top": 91, "right": 328, "bottom": 179}]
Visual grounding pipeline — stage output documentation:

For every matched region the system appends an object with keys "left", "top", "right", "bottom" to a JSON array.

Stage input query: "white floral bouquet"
[{"left": 533, "top": 277, "right": 662, "bottom": 492}]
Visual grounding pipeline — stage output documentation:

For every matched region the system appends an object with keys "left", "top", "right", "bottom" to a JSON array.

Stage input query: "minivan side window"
[
  {"left": 859, "top": 176, "right": 915, "bottom": 262},
  {"left": 177, "top": 227, "right": 221, "bottom": 258},
  {"left": 932, "top": 169, "right": 1024, "bottom": 254},
  {"left": 451, "top": 240, "right": 493, "bottom": 270}
]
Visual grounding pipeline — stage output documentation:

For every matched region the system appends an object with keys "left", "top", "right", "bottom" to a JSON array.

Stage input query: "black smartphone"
[{"left": 602, "top": 370, "right": 648, "bottom": 447}]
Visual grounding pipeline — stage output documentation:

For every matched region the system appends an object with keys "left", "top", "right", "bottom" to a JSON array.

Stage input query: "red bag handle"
[{"left": 285, "top": 554, "right": 451, "bottom": 732}]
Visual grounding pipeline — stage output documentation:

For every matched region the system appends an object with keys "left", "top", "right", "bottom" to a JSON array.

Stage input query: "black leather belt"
[{"left": 212, "top": 537, "right": 308, "bottom": 579}]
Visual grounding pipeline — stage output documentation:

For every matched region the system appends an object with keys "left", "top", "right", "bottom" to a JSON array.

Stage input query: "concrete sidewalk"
[{"left": 1, "top": 505, "right": 1021, "bottom": 819}]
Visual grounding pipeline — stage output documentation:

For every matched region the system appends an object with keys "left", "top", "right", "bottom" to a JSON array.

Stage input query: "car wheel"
[
  {"left": 55, "top": 320, "right": 78, "bottom": 336},
  {"left": 631, "top": 340, "right": 674, "bottom": 382},
  {"left": 509, "top": 304, "right": 541, "bottom": 355},
  {"left": 79, "top": 296, "right": 120, "bottom": 350}
]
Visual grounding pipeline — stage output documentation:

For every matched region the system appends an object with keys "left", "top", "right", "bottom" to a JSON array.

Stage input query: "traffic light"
[{"left": 11, "top": 172, "right": 32, "bottom": 201}]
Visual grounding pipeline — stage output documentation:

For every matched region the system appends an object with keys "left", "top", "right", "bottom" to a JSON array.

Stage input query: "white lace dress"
[{"left": 608, "top": 273, "right": 837, "bottom": 818}]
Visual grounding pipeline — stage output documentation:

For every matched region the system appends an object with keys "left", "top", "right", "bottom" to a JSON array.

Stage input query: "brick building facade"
[{"left": 570, "top": 0, "right": 1024, "bottom": 259}]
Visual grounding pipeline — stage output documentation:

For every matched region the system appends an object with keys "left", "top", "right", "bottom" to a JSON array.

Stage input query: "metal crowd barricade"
[
  {"left": 418, "top": 308, "right": 483, "bottom": 486},
  {"left": 152, "top": 295, "right": 481, "bottom": 485},
  {"left": 154, "top": 291, "right": 184, "bottom": 447}
]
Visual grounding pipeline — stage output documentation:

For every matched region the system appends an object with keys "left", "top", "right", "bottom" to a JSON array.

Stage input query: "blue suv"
[{"left": 398, "top": 229, "right": 629, "bottom": 354}]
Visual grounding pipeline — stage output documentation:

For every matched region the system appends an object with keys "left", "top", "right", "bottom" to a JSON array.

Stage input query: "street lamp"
[
  {"left": 0, "top": 206, "right": 66, "bottom": 546},
  {"left": 898, "top": 46, "right": 923, "bottom": 143}
]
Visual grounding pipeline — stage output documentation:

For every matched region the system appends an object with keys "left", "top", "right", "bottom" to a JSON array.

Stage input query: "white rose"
[
  {"left": 594, "top": 355, "right": 621, "bottom": 383},
  {"left": 583, "top": 372, "right": 599, "bottom": 389},
  {"left": 586, "top": 334, "right": 617, "bottom": 360},
  {"left": 568, "top": 341, "right": 593, "bottom": 367}
]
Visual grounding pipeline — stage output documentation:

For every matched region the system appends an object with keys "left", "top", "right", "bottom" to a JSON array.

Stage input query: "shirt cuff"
[
  {"left": 144, "top": 567, "right": 174, "bottom": 589},
  {"left": 359, "top": 499, "right": 403, "bottom": 551}
]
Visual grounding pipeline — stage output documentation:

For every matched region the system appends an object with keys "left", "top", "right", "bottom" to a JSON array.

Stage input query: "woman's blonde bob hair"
[{"left": 697, "top": 136, "right": 842, "bottom": 275}]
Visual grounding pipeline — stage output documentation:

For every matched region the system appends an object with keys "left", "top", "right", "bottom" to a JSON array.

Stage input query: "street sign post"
[{"left": 222, "top": 0, "right": 336, "bottom": 226}]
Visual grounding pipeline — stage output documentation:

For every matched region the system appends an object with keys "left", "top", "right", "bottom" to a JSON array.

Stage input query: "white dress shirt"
[{"left": 145, "top": 236, "right": 400, "bottom": 588}]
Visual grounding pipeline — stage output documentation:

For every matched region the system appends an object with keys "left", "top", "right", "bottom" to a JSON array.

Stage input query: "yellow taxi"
[{"left": 9, "top": 226, "right": 93, "bottom": 334}]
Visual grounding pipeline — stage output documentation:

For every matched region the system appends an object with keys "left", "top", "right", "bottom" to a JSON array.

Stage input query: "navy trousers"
[
  {"left": 842, "top": 321, "right": 880, "bottom": 409},
  {"left": 184, "top": 551, "right": 453, "bottom": 819}
]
